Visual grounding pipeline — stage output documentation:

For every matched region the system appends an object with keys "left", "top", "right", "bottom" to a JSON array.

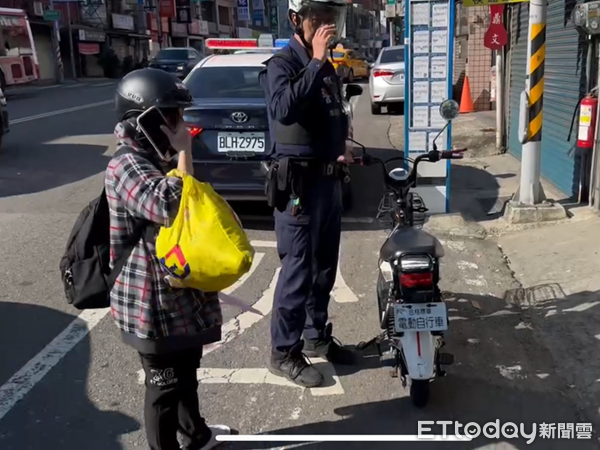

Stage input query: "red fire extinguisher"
[{"left": 576, "top": 94, "right": 598, "bottom": 149}]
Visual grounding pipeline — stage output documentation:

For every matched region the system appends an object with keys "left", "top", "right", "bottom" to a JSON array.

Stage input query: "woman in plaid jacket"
[{"left": 105, "top": 68, "right": 230, "bottom": 450}]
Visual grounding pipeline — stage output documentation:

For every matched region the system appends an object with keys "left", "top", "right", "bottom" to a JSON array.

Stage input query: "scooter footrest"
[{"left": 438, "top": 352, "right": 454, "bottom": 365}]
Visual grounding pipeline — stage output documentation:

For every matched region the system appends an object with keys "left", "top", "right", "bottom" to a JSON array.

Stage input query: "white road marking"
[
  {"left": 240, "top": 215, "right": 374, "bottom": 224},
  {"left": 0, "top": 308, "right": 110, "bottom": 422},
  {"left": 332, "top": 247, "right": 358, "bottom": 303},
  {"left": 250, "top": 239, "right": 357, "bottom": 303},
  {"left": 9, "top": 100, "right": 114, "bottom": 125},
  {"left": 138, "top": 269, "right": 280, "bottom": 384},
  {"left": 136, "top": 265, "right": 348, "bottom": 395},
  {"left": 64, "top": 83, "right": 88, "bottom": 89},
  {"left": 198, "top": 368, "right": 302, "bottom": 389},
  {"left": 194, "top": 360, "right": 345, "bottom": 396},
  {"left": 251, "top": 240, "right": 277, "bottom": 248},
  {"left": 208, "top": 267, "right": 280, "bottom": 356},
  {"left": 307, "top": 357, "right": 344, "bottom": 395},
  {"left": 223, "top": 252, "right": 264, "bottom": 295},
  {"left": 94, "top": 82, "right": 116, "bottom": 87}
]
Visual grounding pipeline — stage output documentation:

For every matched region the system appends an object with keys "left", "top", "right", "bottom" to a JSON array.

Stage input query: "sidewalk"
[{"left": 444, "top": 111, "right": 600, "bottom": 429}]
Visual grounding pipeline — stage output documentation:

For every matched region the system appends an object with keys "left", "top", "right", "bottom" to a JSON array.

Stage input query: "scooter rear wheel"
[{"left": 410, "top": 380, "right": 430, "bottom": 408}]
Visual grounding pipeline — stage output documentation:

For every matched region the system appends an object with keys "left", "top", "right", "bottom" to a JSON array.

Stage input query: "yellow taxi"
[{"left": 328, "top": 46, "right": 370, "bottom": 81}]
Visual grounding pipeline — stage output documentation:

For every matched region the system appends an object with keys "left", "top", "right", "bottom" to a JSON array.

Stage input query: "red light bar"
[{"left": 205, "top": 38, "right": 258, "bottom": 50}]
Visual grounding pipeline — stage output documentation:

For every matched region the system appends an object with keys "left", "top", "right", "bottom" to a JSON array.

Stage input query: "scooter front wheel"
[{"left": 410, "top": 379, "right": 430, "bottom": 408}]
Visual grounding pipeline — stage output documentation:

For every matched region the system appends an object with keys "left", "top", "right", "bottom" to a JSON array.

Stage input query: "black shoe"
[
  {"left": 269, "top": 341, "right": 324, "bottom": 388},
  {"left": 304, "top": 323, "right": 356, "bottom": 365}
]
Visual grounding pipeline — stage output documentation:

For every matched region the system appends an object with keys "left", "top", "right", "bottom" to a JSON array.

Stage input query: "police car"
[{"left": 182, "top": 36, "right": 355, "bottom": 206}]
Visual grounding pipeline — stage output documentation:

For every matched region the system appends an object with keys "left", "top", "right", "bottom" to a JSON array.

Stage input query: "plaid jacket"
[{"left": 105, "top": 123, "right": 222, "bottom": 353}]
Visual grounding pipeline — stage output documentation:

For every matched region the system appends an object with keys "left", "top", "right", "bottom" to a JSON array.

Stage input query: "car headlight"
[{"left": 177, "top": 64, "right": 184, "bottom": 70}]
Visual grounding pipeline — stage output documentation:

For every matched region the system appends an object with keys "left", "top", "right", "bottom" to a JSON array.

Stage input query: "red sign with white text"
[
  {"left": 484, "top": 5, "right": 507, "bottom": 50},
  {"left": 160, "top": 0, "right": 175, "bottom": 19}
]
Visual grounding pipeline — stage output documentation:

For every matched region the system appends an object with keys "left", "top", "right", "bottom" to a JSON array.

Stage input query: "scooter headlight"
[{"left": 400, "top": 256, "right": 432, "bottom": 271}]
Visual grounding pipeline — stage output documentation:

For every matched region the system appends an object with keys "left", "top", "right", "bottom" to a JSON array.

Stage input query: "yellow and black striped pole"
[
  {"left": 518, "top": 2, "right": 547, "bottom": 205},
  {"left": 528, "top": 23, "right": 545, "bottom": 143}
]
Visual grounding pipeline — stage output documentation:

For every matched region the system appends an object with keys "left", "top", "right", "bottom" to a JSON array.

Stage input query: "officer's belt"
[{"left": 285, "top": 158, "right": 344, "bottom": 178}]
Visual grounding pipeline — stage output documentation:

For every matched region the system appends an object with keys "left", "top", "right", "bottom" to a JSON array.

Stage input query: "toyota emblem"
[{"left": 230, "top": 112, "right": 248, "bottom": 124}]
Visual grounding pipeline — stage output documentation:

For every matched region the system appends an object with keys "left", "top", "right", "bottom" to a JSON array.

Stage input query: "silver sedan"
[{"left": 369, "top": 45, "right": 406, "bottom": 115}]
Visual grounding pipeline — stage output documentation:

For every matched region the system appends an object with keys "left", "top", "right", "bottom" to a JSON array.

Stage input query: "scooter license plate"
[{"left": 394, "top": 303, "right": 448, "bottom": 332}]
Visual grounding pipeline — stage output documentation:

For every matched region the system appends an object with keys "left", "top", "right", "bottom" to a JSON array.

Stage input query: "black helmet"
[{"left": 115, "top": 68, "right": 193, "bottom": 121}]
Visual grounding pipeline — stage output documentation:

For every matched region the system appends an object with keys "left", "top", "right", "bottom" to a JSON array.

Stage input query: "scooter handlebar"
[{"left": 441, "top": 148, "right": 468, "bottom": 159}]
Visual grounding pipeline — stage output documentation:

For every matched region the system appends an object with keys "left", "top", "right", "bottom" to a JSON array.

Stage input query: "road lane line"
[
  {"left": 198, "top": 368, "right": 302, "bottom": 389},
  {"left": 0, "top": 308, "right": 110, "bottom": 422},
  {"left": 93, "top": 82, "right": 116, "bottom": 87},
  {"left": 9, "top": 100, "right": 114, "bottom": 125},
  {"left": 250, "top": 239, "right": 357, "bottom": 303},
  {"left": 64, "top": 83, "right": 89, "bottom": 89},
  {"left": 332, "top": 246, "right": 358, "bottom": 303},
  {"left": 307, "top": 357, "right": 345, "bottom": 395},
  {"left": 194, "top": 365, "right": 344, "bottom": 395},
  {"left": 251, "top": 240, "right": 277, "bottom": 248},
  {"left": 137, "top": 268, "right": 281, "bottom": 384},
  {"left": 241, "top": 215, "right": 375, "bottom": 224},
  {"left": 223, "top": 252, "right": 264, "bottom": 295}
]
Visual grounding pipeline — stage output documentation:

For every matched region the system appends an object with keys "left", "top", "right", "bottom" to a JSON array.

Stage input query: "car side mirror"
[{"left": 345, "top": 83, "right": 363, "bottom": 100}]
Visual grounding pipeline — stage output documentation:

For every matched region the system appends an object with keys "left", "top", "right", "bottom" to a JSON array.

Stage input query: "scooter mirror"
[
  {"left": 439, "top": 99, "right": 460, "bottom": 121},
  {"left": 389, "top": 167, "right": 409, "bottom": 181}
]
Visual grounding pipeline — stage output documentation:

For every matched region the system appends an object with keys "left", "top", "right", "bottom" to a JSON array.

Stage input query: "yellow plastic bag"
[{"left": 156, "top": 169, "right": 254, "bottom": 292}]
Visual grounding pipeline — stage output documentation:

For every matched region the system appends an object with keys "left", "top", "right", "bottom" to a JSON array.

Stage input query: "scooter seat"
[{"left": 379, "top": 227, "right": 445, "bottom": 261}]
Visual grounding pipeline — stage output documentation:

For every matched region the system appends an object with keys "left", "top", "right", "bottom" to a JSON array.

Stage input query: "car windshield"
[
  {"left": 185, "top": 66, "right": 264, "bottom": 99},
  {"left": 332, "top": 51, "right": 345, "bottom": 59},
  {"left": 380, "top": 49, "right": 405, "bottom": 64},
  {"left": 156, "top": 49, "right": 188, "bottom": 60}
]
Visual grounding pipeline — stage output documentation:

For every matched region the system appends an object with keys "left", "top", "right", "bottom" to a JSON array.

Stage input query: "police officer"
[{"left": 259, "top": 0, "right": 355, "bottom": 388}]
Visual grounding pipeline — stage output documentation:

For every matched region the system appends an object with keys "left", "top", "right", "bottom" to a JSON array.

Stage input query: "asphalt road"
[{"left": 0, "top": 81, "right": 596, "bottom": 450}]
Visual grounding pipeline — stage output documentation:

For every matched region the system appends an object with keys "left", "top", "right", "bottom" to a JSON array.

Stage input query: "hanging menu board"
[{"left": 403, "top": 0, "right": 454, "bottom": 213}]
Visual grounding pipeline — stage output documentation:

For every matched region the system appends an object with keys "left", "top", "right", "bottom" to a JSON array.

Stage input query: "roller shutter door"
[
  {"left": 507, "top": 3, "right": 528, "bottom": 161},
  {"left": 508, "top": 0, "right": 588, "bottom": 197}
]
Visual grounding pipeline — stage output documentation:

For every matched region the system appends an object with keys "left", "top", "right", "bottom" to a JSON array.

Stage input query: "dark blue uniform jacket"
[{"left": 259, "top": 37, "right": 348, "bottom": 162}]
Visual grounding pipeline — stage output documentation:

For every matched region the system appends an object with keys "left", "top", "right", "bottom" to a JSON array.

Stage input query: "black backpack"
[{"left": 59, "top": 147, "right": 152, "bottom": 310}]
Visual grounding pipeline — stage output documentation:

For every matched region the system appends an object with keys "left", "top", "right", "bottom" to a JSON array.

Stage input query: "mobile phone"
[{"left": 137, "top": 106, "right": 177, "bottom": 161}]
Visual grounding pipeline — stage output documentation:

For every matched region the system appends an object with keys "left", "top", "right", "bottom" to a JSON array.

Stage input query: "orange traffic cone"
[{"left": 459, "top": 76, "right": 475, "bottom": 114}]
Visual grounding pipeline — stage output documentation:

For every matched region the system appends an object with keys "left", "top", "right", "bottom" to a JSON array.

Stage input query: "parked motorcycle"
[{"left": 355, "top": 99, "right": 466, "bottom": 408}]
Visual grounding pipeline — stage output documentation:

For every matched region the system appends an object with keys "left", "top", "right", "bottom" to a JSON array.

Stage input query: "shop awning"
[
  {"left": 78, "top": 42, "right": 100, "bottom": 55},
  {"left": 107, "top": 29, "right": 152, "bottom": 39}
]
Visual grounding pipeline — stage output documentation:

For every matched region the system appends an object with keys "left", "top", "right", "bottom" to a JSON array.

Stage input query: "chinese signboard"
[
  {"left": 112, "top": 13, "right": 134, "bottom": 31},
  {"left": 404, "top": 0, "right": 454, "bottom": 213},
  {"left": 160, "top": 0, "right": 176, "bottom": 18},
  {"left": 237, "top": 0, "right": 250, "bottom": 21},
  {"left": 463, "top": 0, "right": 528, "bottom": 7},
  {"left": 483, "top": 4, "right": 507, "bottom": 50}
]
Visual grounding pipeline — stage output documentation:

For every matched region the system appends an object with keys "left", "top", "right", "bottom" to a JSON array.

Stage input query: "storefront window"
[{"left": 201, "top": 2, "right": 215, "bottom": 22}]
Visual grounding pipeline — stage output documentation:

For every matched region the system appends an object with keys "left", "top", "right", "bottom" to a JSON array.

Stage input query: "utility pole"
[
  {"left": 66, "top": 3, "right": 77, "bottom": 78},
  {"left": 516, "top": 0, "right": 547, "bottom": 205},
  {"left": 49, "top": 0, "right": 64, "bottom": 83}
]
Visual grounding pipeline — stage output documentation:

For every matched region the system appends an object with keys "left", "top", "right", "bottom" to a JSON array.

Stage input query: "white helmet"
[{"left": 287, "top": 0, "right": 347, "bottom": 41}]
